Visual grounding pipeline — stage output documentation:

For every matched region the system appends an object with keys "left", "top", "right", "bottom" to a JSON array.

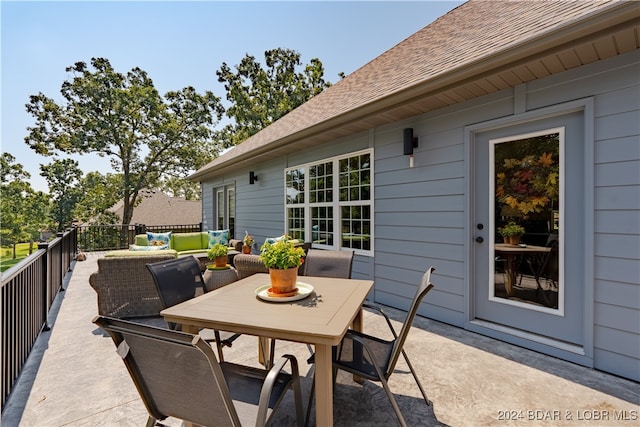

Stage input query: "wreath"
[{"left": 496, "top": 152, "right": 558, "bottom": 215}]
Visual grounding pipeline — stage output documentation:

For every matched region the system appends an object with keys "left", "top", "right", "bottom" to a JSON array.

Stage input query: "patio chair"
[
  {"left": 145, "top": 256, "right": 241, "bottom": 361},
  {"left": 93, "top": 316, "right": 305, "bottom": 427},
  {"left": 302, "top": 248, "right": 354, "bottom": 278},
  {"left": 306, "top": 266, "right": 435, "bottom": 427},
  {"left": 526, "top": 237, "right": 559, "bottom": 307}
]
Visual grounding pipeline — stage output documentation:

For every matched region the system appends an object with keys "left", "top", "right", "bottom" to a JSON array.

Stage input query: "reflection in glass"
[{"left": 492, "top": 131, "right": 561, "bottom": 309}]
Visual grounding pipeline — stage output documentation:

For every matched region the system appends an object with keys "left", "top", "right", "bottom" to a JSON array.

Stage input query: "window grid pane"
[
  {"left": 217, "top": 191, "right": 224, "bottom": 230},
  {"left": 312, "top": 206, "right": 334, "bottom": 246},
  {"left": 339, "top": 153, "right": 371, "bottom": 202},
  {"left": 310, "top": 162, "right": 333, "bottom": 204},
  {"left": 287, "top": 207, "right": 305, "bottom": 241},
  {"left": 341, "top": 205, "right": 371, "bottom": 250},
  {"left": 286, "top": 168, "right": 305, "bottom": 204}
]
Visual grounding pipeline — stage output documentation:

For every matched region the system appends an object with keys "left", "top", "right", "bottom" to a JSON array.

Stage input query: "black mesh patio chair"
[
  {"left": 93, "top": 316, "right": 305, "bottom": 427},
  {"left": 306, "top": 266, "right": 435, "bottom": 427},
  {"left": 146, "top": 256, "right": 241, "bottom": 361},
  {"left": 526, "top": 236, "right": 559, "bottom": 307},
  {"left": 302, "top": 249, "right": 354, "bottom": 278}
]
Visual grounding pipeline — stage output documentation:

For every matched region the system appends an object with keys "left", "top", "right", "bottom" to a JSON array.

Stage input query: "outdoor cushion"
[
  {"left": 207, "top": 229, "right": 229, "bottom": 248},
  {"left": 147, "top": 231, "right": 172, "bottom": 248},
  {"left": 105, "top": 249, "right": 178, "bottom": 258},
  {"left": 172, "top": 232, "right": 204, "bottom": 252},
  {"left": 130, "top": 244, "right": 169, "bottom": 251}
]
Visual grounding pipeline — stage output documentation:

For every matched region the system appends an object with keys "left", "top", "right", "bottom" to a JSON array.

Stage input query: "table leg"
[
  {"left": 258, "top": 337, "right": 271, "bottom": 368},
  {"left": 314, "top": 343, "right": 333, "bottom": 427},
  {"left": 504, "top": 255, "right": 516, "bottom": 296},
  {"left": 352, "top": 307, "right": 364, "bottom": 384}
]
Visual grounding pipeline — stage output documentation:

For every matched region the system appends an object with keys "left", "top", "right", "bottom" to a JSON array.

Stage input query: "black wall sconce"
[
  {"left": 249, "top": 171, "right": 258, "bottom": 184},
  {"left": 403, "top": 128, "right": 419, "bottom": 167}
]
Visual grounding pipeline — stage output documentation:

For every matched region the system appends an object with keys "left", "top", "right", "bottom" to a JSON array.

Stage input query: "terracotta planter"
[
  {"left": 242, "top": 245, "right": 252, "bottom": 254},
  {"left": 508, "top": 235, "right": 521, "bottom": 245},
  {"left": 269, "top": 267, "right": 298, "bottom": 293},
  {"left": 214, "top": 255, "right": 227, "bottom": 268}
]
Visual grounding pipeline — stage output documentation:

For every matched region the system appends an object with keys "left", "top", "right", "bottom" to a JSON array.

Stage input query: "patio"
[{"left": 3, "top": 252, "right": 638, "bottom": 426}]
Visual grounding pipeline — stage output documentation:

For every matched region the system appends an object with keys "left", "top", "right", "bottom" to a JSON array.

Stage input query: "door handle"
[{"left": 475, "top": 236, "right": 484, "bottom": 243}]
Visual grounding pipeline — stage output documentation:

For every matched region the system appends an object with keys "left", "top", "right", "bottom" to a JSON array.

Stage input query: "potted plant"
[
  {"left": 499, "top": 222, "right": 525, "bottom": 245},
  {"left": 242, "top": 231, "right": 254, "bottom": 254},
  {"left": 259, "top": 236, "right": 305, "bottom": 294},
  {"left": 207, "top": 243, "right": 229, "bottom": 268}
]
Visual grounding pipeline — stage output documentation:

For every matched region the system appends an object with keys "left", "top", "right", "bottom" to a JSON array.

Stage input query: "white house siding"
[{"left": 201, "top": 51, "right": 639, "bottom": 381}]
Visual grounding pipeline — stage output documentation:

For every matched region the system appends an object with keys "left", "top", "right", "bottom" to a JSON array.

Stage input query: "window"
[
  {"left": 215, "top": 185, "right": 235, "bottom": 238},
  {"left": 285, "top": 149, "right": 373, "bottom": 255}
]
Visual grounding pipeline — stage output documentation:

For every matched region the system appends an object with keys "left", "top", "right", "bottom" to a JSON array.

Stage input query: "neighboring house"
[
  {"left": 108, "top": 189, "right": 202, "bottom": 226},
  {"left": 190, "top": 1, "right": 639, "bottom": 381}
]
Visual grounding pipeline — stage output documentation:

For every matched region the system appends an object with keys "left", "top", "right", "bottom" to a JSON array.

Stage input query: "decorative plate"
[{"left": 255, "top": 282, "right": 314, "bottom": 302}]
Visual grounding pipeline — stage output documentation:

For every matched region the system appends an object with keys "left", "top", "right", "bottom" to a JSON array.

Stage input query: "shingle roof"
[
  {"left": 108, "top": 190, "right": 202, "bottom": 226},
  {"left": 191, "top": 0, "right": 637, "bottom": 181}
]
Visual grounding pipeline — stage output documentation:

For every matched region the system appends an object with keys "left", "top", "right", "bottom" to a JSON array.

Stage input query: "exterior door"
[{"left": 473, "top": 112, "right": 584, "bottom": 345}]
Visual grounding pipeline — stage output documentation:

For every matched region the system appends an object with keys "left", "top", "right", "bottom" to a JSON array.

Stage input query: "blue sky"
[{"left": 2, "top": 1, "right": 462, "bottom": 192}]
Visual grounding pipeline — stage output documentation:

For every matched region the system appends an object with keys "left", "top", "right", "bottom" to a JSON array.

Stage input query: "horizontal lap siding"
[
  {"left": 525, "top": 50, "right": 639, "bottom": 380},
  {"left": 373, "top": 91, "right": 513, "bottom": 326},
  {"left": 592, "top": 55, "right": 640, "bottom": 381}
]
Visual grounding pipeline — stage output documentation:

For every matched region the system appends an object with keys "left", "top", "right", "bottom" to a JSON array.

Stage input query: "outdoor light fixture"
[
  {"left": 403, "top": 128, "right": 419, "bottom": 167},
  {"left": 249, "top": 171, "right": 258, "bottom": 184}
]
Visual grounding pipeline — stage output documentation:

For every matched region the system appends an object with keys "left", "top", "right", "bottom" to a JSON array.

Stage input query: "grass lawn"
[{"left": 1, "top": 243, "right": 35, "bottom": 273}]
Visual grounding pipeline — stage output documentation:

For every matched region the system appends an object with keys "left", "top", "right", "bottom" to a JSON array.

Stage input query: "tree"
[
  {"left": 72, "top": 171, "right": 121, "bottom": 224},
  {"left": 25, "top": 57, "right": 224, "bottom": 227},
  {"left": 216, "top": 48, "right": 332, "bottom": 147},
  {"left": 0, "top": 153, "right": 50, "bottom": 257},
  {"left": 40, "top": 158, "right": 83, "bottom": 231}
]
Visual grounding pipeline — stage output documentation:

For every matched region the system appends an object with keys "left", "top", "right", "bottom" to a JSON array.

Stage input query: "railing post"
[
  {"left": 38, "top": 241, "right": 51, "bottom": 331},
  {"left": 56, "top": 232, "right": 65, "bottom": 291}
]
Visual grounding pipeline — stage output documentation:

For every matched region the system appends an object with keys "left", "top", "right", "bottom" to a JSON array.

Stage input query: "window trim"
[{"left": 285, "top": 148, "right": 374, "bottom": 256}]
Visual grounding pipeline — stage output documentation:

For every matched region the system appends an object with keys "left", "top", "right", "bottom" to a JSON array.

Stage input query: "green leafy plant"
[
  {"left": 259, "top": 236, "right": 305, "bottom": 269},
  {"left": 207, "top": 243, "right": 228, "bottom": 259},
  {"left": 499, "top": 222, "right": 525, "bottom": 237},
  {"left": 243, "top": 230, "right": 255, "bottom": 247}
]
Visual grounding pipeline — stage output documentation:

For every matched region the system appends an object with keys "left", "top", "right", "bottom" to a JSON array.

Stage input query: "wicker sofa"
[
  {"left": 89, "top": 254, "right": 175, "bottom": 318},
  {"left": 104, "top": 231, "right": 243, "bottom": 259}
]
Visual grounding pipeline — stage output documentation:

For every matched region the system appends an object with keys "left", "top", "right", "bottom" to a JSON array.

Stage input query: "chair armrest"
[
  {"left": 362, "top": 303, "right": 399, "bottom": 339},
  {"left": 257, "top": 354, "right": 301, "bottom": 424}
]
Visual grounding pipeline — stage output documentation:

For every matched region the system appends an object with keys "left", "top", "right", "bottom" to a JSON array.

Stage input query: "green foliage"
[
  {"left": 499, "top": 222, "right": 525, "bottom": 237},
  {"left": 72, "top": 171, "right": 121, "bottom": 224},
  {"left": 40, "top": 159, "right": 83, "bottom": 231},
  {"left": 207, "top": 243, "right": 228, "bottom": 259},
  {"left": 1, "top": 153, "right": 51, "bottom": 255},
  {"left": 0, "top": 242, "right": 33, "bottom": 272},
  {"left": 259, "top": 237, "right": 305, "bottom": 269},
  {"left": 25, "top": 57, "right": 224, "bottom": 226},
  {"left": 216, "top": 48, "right": 331, "bottom": 147}
]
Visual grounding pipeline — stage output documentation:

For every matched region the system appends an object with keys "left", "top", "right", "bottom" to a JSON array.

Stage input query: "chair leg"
[
  {"left": 145, "top": 416, "right": 156, "bottom": 427},
  {"left": 378, "top": 375, "right": 408, "bottom": 427},
  {"left": 401, "top": 349, "right": 431, "bottom": 406},
  {"left": 304, "top": 365, "right": 316, "bottom": 427}
]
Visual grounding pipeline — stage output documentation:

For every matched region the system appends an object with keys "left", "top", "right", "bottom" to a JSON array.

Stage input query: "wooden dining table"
[
  {"left": 495, "top": 243, "right": 551, "bottom": 295},
  {"left": 161, "top": 273, "right": 374, "bottom": 426}
]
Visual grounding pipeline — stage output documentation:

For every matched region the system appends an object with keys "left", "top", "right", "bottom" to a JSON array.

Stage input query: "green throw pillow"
[{"left": 172, "top": 232, "right": 204, "bottom": 252}]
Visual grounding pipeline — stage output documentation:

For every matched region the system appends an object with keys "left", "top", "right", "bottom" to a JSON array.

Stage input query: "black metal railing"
[
  {"left": 1, "top": 223, "right": 203, "bottom": 408},
  {"left": 1, "top": 228, "right": 77, "bottom": 408},
  {"left": 76, "top": 223, "right": 203, "bottom": 252}
]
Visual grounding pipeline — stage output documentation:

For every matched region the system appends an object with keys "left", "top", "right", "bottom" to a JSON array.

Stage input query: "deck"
[{"left": 2, "top": 251, "right": 638, "bottom": 426}]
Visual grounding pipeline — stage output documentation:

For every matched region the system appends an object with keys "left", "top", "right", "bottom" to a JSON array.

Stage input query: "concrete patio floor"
[{"left": 2, "top": 251, "right": 638, "bottom": 426}]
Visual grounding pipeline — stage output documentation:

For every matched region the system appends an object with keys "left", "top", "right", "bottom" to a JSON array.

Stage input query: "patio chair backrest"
[
  {"left": 387, "top": 266, "right": 435, "bottom": 374},
  {"left": 93, "top": 316, "right": 240, "bottom": 427},
  {"left": 146, "top": 256, "right": 203, "bottom": 309},
  {"left": 303, "top": 249, "right": 354, "bottom": 278}
]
